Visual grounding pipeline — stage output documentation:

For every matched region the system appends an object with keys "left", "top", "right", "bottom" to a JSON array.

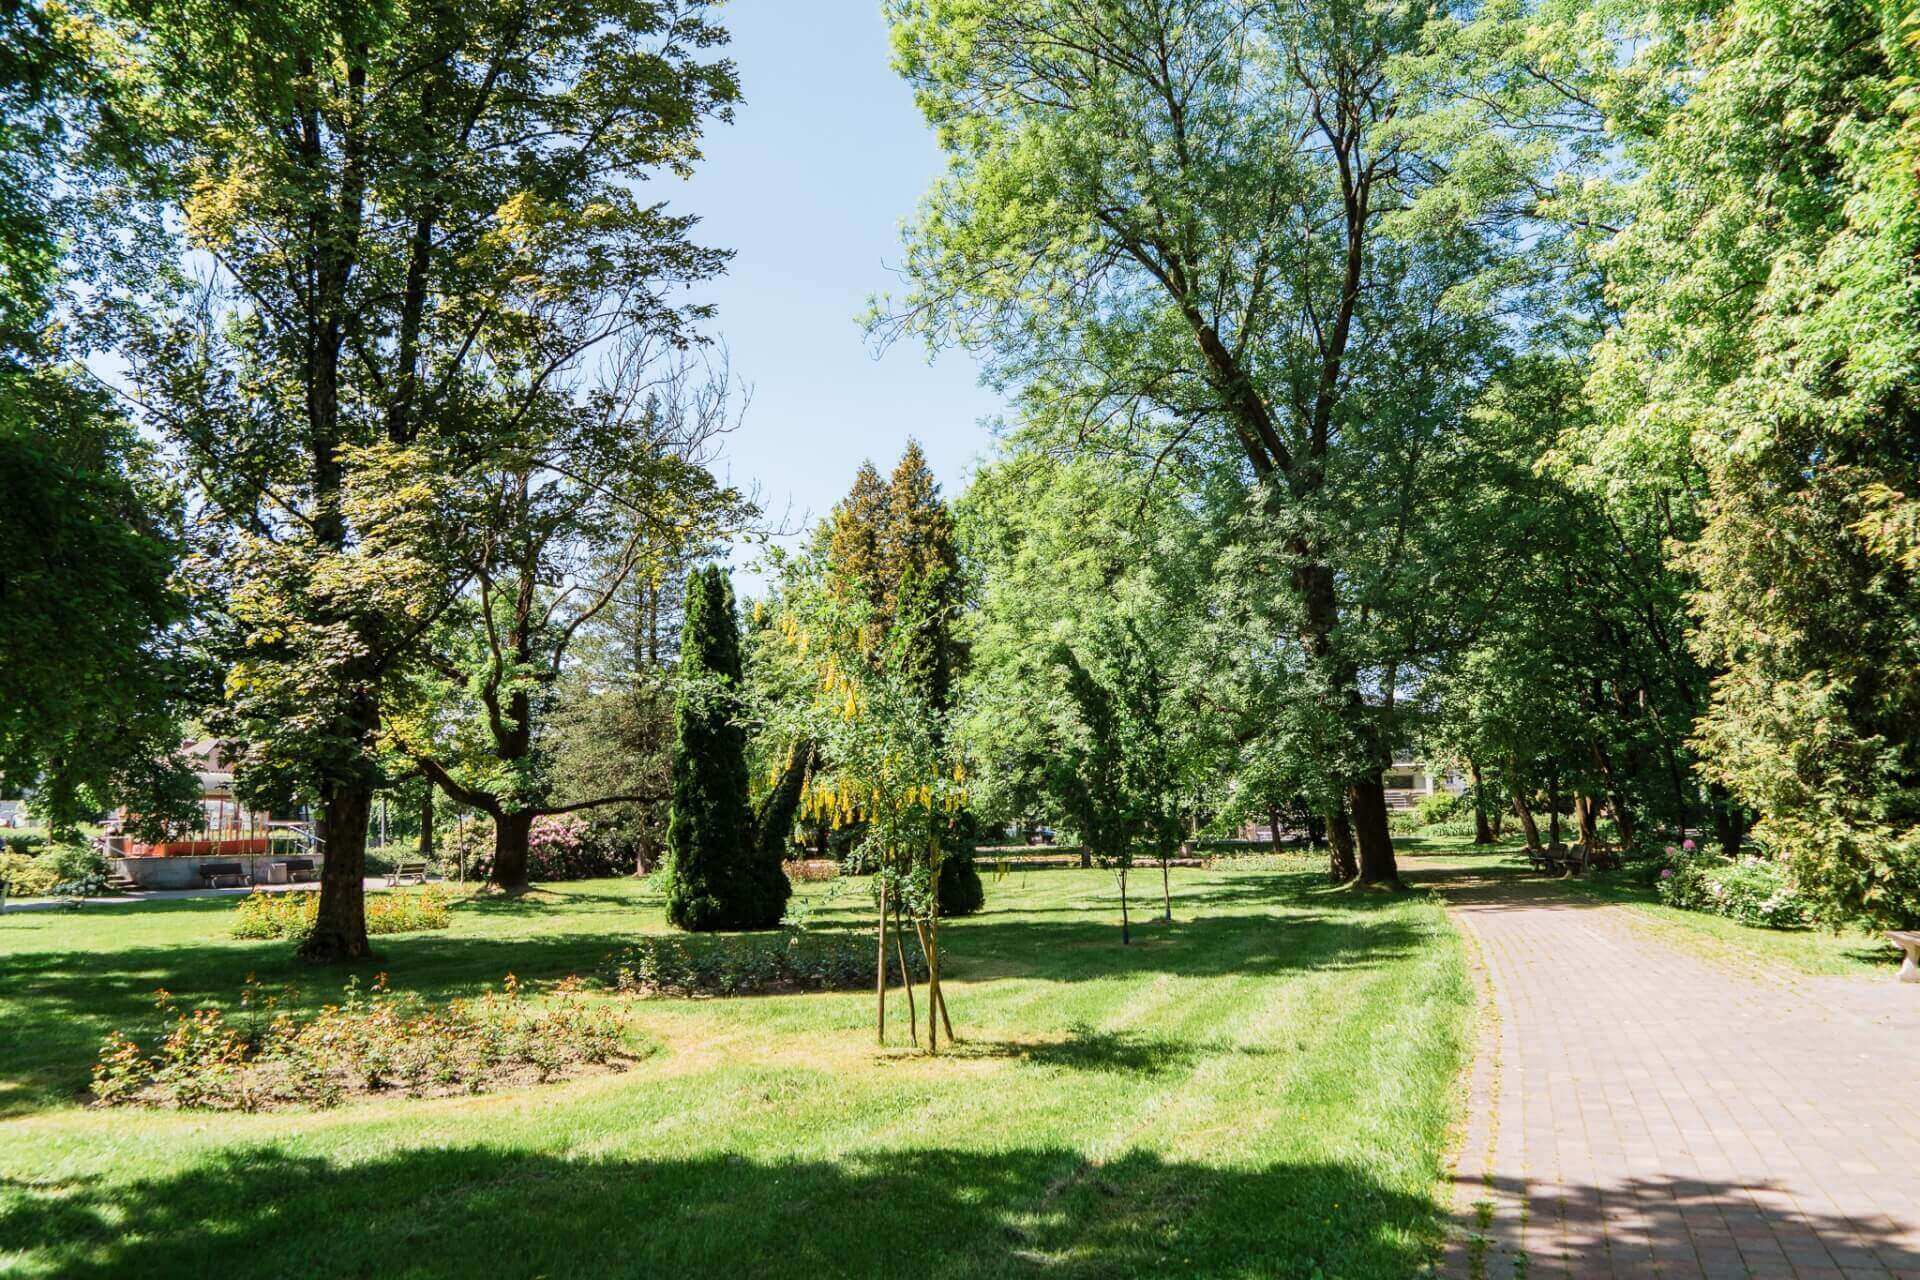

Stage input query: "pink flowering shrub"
[
  {"left": 460, "top": 815, "right": 629, "bottom": 882},
  {"left": 1655, "top": 845, "right": 1808, "bottom": 927}
]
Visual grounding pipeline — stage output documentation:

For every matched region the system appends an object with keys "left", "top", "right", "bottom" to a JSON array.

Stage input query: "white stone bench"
[{"left": 1890, "top": 930, "right": 1920, "bottom": 984}]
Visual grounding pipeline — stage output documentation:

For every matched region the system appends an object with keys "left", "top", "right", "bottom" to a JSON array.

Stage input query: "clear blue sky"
[{"left": 667, "top": 0, "right": 1010, "bottom": 582}]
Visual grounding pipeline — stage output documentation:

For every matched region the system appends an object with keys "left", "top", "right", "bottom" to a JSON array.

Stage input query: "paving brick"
[{"left": 1438, "top": 873, "right": 1920, "bottom": 1279}]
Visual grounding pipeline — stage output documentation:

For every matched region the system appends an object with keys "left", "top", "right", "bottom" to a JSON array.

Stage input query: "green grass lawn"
[
  {"left": 1393, "top": 834, "right": 1900, "bottom": 979},
  {"left": 0, "top": 862, "right": 1470, "bottom": 1278}
]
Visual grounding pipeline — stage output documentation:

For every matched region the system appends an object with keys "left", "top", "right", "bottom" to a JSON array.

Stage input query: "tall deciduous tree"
[
  {"left": 0, "top": 4, "right": 197, "bottom": 836},
  {"left": 390, "top": 344, "right": 754, "bottom": 893},
  {"left": 879, "top": 0, "right": 1502, "bottom": 888},
  {"left": 89, "top": 0, "right": 738, "bottom": 957},
  {"left": 1591, "top": 0, "right": 1920, "bottom": 923},
  {"left": 957, "top": 446, "right": 1223, "bottom": 885}
]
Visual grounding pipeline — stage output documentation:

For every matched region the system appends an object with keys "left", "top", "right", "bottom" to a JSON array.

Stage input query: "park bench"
[
  {"left": 282, "top": 858, "right": 317, "bottom": 883},
  {"left": 1525, "top": 844, "right": 1580, "bottom": 874},
  {"left": 1525, "top": 843, "right": 1612, "bottom": 876},
  {"left": 387, "top": 860, "right": 429, "bottom": 887},
  {"left": 199, "top": 861, "right": 250, "bottom": 889},
  {"left": 1889, "top": 931, "right": 1920, "bottom": 984}
]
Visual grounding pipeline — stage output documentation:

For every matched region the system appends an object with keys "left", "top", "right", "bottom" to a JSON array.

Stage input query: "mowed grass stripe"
[{"left": 0, "top": 864, "right": 1469, "bottom": 1279}]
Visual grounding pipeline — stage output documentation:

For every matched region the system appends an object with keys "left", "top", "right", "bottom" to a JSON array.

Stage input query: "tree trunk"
[
  {"left": 892, "top": 895, "right": 917, "bottom": 1047},
  {"left": 1511, "top": 792, "right": 1542, "bottom": 851},
  {"left": 1161, "top": 856, "right": 1172, "bottom": 923},
  {"left": 1709, "top": 785, "right": 1748, "bottom": 856},
  {"left": 1591, "top": 741, "right": 1636, "bottom": 848},
  {"left": 301, "top": 781, "right": 375, "bottom": 962},
  {"left": 1268, "top": 806, "right": 1284, "bottom": 852},
  {"left": 1658, "top": 739, "right": 1693, "bottom": 834},
  {"left": 875, "top": 876, "right": 888, "bottom": 1046},
  {"left": 1574, "top": 792, "right": 1600, "bottom": 849},
  {"left": 1547, "top": 774, "right": 1563, "bottom": 849},
  {"left": 913, "top": 914, "right": 955, "bottom": 1047},
  {"left": 1118, "top": 867, "right": 1131, "bottom": 945},
  {"left": 1347, "top": 778, "right": 1400, "bottom": 887},
  {"left": 1328, "top": 806, "right": 1358, "bottom": 882},
  {"left": 1470, "top": 761, "right": 1495, "bottom": 845},
  {"left": 489, "top": 809, "right": 534, "bottom": 892},
  {"left": 925, "top": 904, "right": 943, "bottom": 1053},
  {"left": 1607, "top": 791, "right": 1636, "bottom": 849},
  {"left": 417, "top": 782, "right": 434, "bottom": 859}
]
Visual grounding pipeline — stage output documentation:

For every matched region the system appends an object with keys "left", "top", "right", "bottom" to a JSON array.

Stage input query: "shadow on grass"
[
  {"left": 0, "top": 1144, "right": 1446, "bottom": 1279},
  {"left": 447, "top": 883, "right": 659, "bottom": 915},
  {"left": 950, "top": 1024, "right": 1209, "bottom": 1076}
]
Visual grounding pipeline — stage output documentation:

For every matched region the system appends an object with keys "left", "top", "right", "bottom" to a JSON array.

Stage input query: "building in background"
[
  {"left": 102, "top": 740, "right": 316, "bottom": 888},
  {"left": 1383, "top": 751, "right": 1466, "bottom": 809}
]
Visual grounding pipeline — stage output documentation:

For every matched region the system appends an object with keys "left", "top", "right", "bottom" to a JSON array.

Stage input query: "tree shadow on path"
[{"left": 1448, "top": 1170, "right": 1920, "bottom": 1278}]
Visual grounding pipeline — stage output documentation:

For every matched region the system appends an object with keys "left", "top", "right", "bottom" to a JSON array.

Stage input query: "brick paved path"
[{"left": 1430, "top": 870, "right": 1920, "bottom": 1279}]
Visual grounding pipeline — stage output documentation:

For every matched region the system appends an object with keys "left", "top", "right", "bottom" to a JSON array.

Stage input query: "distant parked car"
[{"left": 1025, "top": 827, "right": 1056, "bottom": 846}]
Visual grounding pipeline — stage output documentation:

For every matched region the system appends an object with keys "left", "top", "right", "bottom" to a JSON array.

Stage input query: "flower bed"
[
  {"left": 230, "top": 886, "right": 452, "bottom": 939},
  {"left": 1656, "top": 841, "right": 1810, "bottom": 927},
  {"left": 608, "top": 930, "right": 925, "bottom": 998},
  {"left": 781, "top": 858, "right": 840, "bottom": 883},
  {"left": 93, "top": 973, "right": 632, "bottom": 1110}
]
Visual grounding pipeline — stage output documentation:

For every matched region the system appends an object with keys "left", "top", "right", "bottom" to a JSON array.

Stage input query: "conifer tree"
[
  {"left": 665, "top": 566, "right": 791, "bottom": 930},
  {"left": 843, "top": 444, "right": 982, "bottom": 914}
]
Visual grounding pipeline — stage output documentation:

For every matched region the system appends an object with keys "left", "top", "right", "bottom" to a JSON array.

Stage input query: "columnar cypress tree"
[{"left": 665, "top": 566, "right": 790, "bottom": 931}]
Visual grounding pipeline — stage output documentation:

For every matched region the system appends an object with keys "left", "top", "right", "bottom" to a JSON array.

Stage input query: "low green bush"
[
  {"left": 41, "top": 844, "right": 110, "bottom": 896},
  {"left": 1388, "top": 792, "right": 1472, "bottom": 837},
  {"left": 1201, "top": 850, "right": 1322, "bottom": 873},
  {"left": 1656, "top": 844, "right": 1810, "bottom": 927},
  {"left": 0, "top": 850, "right": 60, "bottom": 896},
  {"left": 608, "top": 930, "right": 926, "bottom": 998},
  {"left": 1, "top": 843, "right": 110, "bottom": 897}
]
